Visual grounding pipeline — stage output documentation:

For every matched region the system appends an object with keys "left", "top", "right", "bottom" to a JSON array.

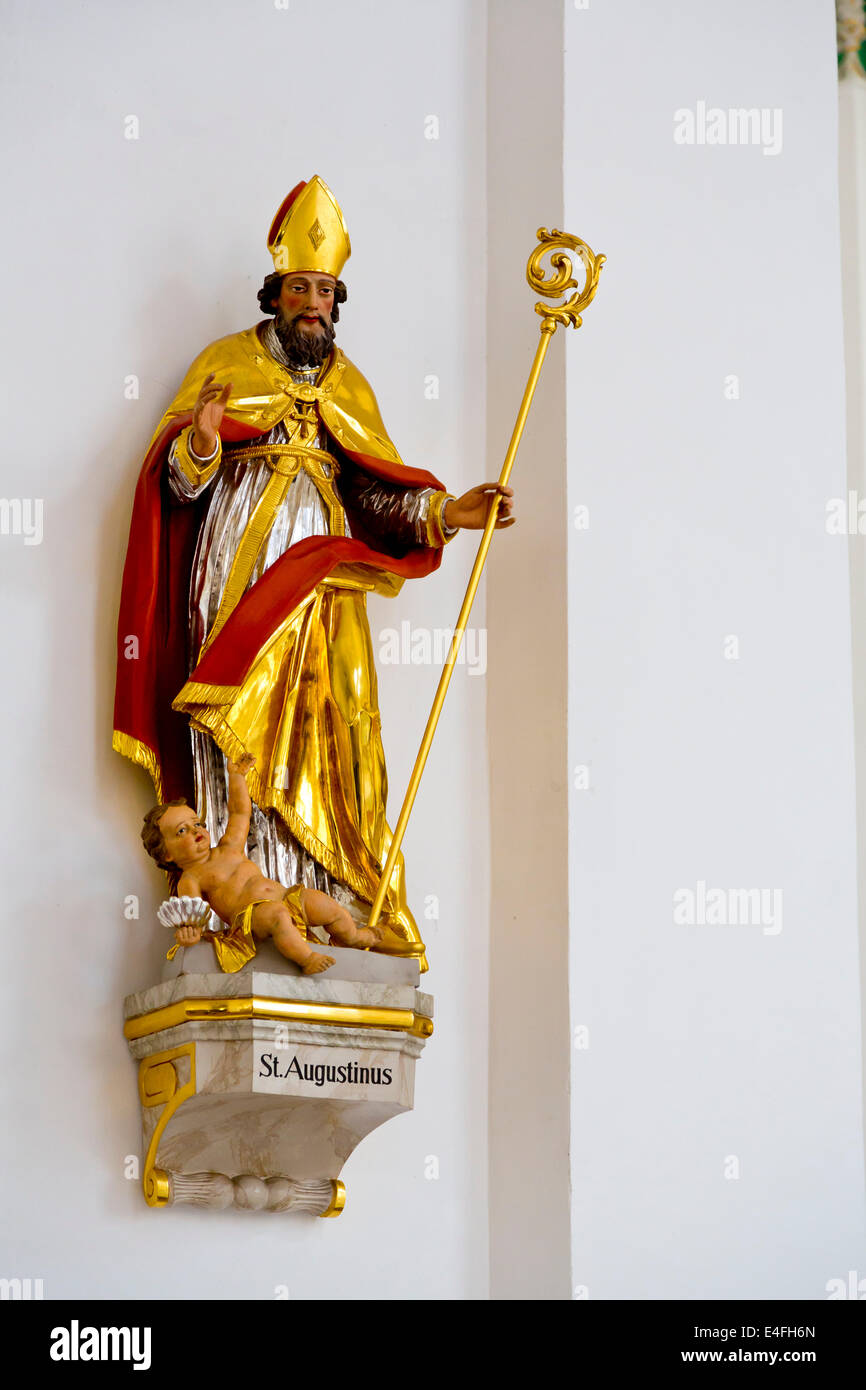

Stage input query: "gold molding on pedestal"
[
  {"left": 139, "top": 1043, "right": 197, "bottom": 1208},
  {"left": 124, "top": 994, "right": 434, "bottom": 1042},
  {"left": 320, "top": 1179, "right": 347, "bottom": 1219}
]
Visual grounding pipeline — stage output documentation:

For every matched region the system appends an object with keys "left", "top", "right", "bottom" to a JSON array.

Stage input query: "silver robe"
[{"left": 167, "top": 321, "right": 445, "bottom": 918}]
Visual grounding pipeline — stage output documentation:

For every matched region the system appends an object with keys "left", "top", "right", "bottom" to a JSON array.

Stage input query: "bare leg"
[
  {"left": 251, "top": 902, "right": 335, "bottom": 975},
  {"left": 301, "top": 887, "right": 385, "bottom": 950}
]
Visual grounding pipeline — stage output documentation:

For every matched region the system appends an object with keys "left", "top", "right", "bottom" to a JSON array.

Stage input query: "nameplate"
[{"left": 253, "top": 1043, "right": 412, "bottom": 1106}]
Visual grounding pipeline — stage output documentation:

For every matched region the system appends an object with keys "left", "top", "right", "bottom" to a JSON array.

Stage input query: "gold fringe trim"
[
  {"left": 202, "top": 714, "right": 373, "bottom": 899},
  {"left": 173, "top": 680, "right": 240, "bottom": 709},
  {"left": 187, "top": 709, "right": 402, "bottom": 914},
  {"left": 179, "top": 586, "right": 326, "bottom": 702},
  {"left": 112, "top": 730, "right": 164, "bottom": 800}
]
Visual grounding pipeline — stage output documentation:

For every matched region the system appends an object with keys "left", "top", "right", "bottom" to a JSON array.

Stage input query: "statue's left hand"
[
  {"left": 444, "top": 483, "right": 515, "bottom": 531},
  {"left": 227, "top": 754, "right": 256, "bottom": 776}
]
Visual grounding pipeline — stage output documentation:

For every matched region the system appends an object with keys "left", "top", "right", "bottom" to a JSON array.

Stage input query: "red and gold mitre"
[{"left": 267, "top": 176, "right": 351, "bottom": 279}]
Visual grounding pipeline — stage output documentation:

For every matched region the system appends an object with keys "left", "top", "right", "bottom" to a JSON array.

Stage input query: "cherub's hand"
[
  {"left": 227, "top": 754, "right": 256, "bottom": 777},
  {"left": 443, "top": 483, "right": 515, "bottom": 531},
  {"left": 174, "top": 924, "right": 203, "bottom": 947}
]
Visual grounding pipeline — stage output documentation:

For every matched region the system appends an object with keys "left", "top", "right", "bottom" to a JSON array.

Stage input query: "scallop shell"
[{"left": 157, "top": 896, "right": 214, "bottom": 930}]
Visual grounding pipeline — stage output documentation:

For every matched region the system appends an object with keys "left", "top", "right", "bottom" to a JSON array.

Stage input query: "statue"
[
  {"left": 117, "top": 200, "right": 603, "bottom": 1216},
  {"left": 114, "top": 176, "right": 514, "bottom": 967},
  {"left": 141, "top": 754, "right": 383, "bottom": 974}
]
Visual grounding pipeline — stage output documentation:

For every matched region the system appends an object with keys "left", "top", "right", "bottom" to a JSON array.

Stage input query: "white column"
[
  {"left": 486, "top": 0, "right": 572, "bottom": 1300},
  {"left": 565, "top": 0, "right": 866, "bottom": 1297}
]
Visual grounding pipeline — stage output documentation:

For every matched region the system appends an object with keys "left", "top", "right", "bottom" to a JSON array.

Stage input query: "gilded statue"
[{"left": 114, "top": 176, "right": 513, "bottom": 966}]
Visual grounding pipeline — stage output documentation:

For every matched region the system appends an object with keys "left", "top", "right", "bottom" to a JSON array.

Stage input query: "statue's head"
[
  {"left": 257, "top": 269, "right": 348, "bottom": 367},
  {"left": 142, "top": 799, "right": 210, "bottom": 872},
  {"left": 259, "top": 175, "right": 351, "bottom": 368}
]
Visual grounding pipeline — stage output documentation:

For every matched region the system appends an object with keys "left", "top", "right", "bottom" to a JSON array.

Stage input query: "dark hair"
[
  {"left": 141, "top": 799, "right": 189, "bottom": 871},
  {"left": 257, "top": 272, "right": 347, "bottom": 321}
]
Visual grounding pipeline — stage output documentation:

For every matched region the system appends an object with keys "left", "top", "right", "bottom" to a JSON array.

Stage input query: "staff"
[{"left": 368, "top": 228, "right": 606, "bottom": 930}]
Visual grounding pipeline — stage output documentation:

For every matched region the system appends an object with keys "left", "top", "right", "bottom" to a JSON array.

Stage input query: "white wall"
[
  {"left": 4, "top": 0, "right": 862, "bottom": 1305},
  {"left": 566, "top": 0, "right": 866, "bottom": 1298},
  {"left": 0, "top": 0, "right": 488, "bottom": 1299}
]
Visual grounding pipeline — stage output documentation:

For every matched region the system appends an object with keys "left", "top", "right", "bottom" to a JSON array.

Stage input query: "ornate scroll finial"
[{"left": 527, "top": 228, "right": 606, "bottom": 333}]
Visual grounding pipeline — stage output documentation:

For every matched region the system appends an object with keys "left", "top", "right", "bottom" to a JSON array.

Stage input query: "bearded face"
[{"left": 273, "top": 307, "right": 337, "bottom": 368}]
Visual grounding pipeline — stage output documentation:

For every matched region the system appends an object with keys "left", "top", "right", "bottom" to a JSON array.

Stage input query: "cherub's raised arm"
[{"left": 220, "top": 755, "right": 255, "bottom": 850}]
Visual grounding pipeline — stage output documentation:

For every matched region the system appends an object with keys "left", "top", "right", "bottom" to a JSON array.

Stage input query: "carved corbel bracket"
[{"left": 125, "top": 945, "right": 433, "bottom": 1217}]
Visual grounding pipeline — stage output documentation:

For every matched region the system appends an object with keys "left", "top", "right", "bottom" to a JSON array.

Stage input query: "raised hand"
[
  {"left": 443, "top": 483, "right": 515, "bottom": 531},
  {"left": 191, "top": 372, "right": 233, "bottom": 457},
  {"left": 227, "top": 754, "right": 256, "bottom": 777}
]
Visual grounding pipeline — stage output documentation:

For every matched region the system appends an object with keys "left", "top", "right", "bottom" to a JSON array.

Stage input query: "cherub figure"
[{"left": 141, "top": 755, "right": 382, "bottom": 975}]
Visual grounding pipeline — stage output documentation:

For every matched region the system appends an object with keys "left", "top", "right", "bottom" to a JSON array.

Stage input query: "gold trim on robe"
[
  {"left": 172, "top": 425, "right": 223, "bottom": 489},
  {"left": 173, "top": 584, "right": 421, "bottom": 947},
  {"left": 112, "top": 730, "right": 164, "bottom": 802}
]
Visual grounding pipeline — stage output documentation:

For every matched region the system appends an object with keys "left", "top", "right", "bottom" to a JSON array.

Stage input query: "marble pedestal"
[{"left": 124, "top": 939, "right": 433, "bottom": 1217}]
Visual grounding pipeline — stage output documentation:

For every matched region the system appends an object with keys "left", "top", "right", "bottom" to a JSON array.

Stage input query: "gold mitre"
[{"left": 267, "top": 176, "right": 351, "bottom": 279}]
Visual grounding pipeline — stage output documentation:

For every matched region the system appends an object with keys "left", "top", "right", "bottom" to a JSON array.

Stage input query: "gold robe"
[{"left": 157, "top": 327, "right": 453, "bottom": 964}]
